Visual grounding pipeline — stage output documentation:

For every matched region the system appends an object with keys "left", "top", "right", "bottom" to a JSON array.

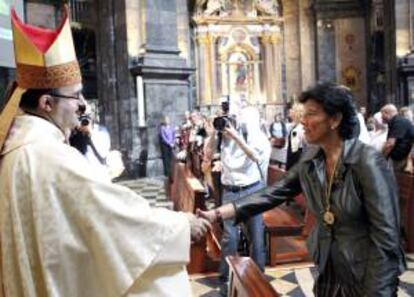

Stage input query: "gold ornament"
[{"left": 323, "top": 210, "right": 335, "bottom": 225}]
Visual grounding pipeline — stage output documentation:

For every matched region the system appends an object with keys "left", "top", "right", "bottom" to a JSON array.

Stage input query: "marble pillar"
[
  {"left": 383, "top": 0, "right": 397, "bottom": 103},
  {"left": 299, "top": 0, "right": 316, "bottom": 91},
  {"left": 209, "top": 35, "right": 218, "bottom": 104},
  {"left": 130, "top": 0, "right": 194, "bottom": 176},
  {"left": 196, "top": 35, "right": 210, "bottom": 106},
  {"left": 270, "top": 34, "right": 283, "bottom": 105},
  {"left": 261, "top": 36, "right": 275, "bottom": 104},
  {"left": 283, "top": 1, "right": 302, "bottom": 100},
  {"left": 316, "top": 19, "right": 336, "bottom": 82}
]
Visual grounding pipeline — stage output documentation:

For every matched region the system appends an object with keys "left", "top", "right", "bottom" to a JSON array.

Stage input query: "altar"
[{"left": 193, "top": 0, "right": 285, "bottom": 119}]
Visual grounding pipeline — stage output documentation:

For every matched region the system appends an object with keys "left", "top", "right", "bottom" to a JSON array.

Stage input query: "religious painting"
[
  {"left": 228, "top": 51, "right": 251, "bottom": 98},
  {"left": 342, "top": 66, "right": 361, "bottom": 91}
]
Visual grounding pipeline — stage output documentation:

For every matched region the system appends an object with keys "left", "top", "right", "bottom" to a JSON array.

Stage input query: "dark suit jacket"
[{"left": 233, "top": 138, "right": 406, "bottom": 296}]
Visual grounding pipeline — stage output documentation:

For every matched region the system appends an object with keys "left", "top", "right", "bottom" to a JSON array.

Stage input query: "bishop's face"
[{"left": 48, "top": 83, "right": 86, "bottom": 137}]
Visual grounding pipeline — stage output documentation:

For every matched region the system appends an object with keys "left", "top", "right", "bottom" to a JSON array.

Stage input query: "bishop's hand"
[{"left": 185, "top": 213, "right": 212, "bottom": 242}]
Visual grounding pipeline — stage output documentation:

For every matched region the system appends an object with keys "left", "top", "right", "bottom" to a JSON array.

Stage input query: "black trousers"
[{"left": 160, "top": 143, "right": 173, "bottom": 177}]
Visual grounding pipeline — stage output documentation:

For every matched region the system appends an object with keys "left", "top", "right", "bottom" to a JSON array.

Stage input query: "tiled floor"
[
  {"left": 190, "top": 255, "right": 414, "bottom": 297},
  {"left": 116, "top": 177, "right": 173, "bottom": 209},
  {"left": 119, "top": 177, "right": 414, "bottom": 297}
]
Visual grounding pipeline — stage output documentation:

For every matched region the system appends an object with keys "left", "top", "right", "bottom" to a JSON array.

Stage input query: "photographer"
[
  {"left": 204, "top": 101, "right": 271, "bottom": 296},
  {"left": 69, "top": 105, "right": 111, "bottom": 178}
]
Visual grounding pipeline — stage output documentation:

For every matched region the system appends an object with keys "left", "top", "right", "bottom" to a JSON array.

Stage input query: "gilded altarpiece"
[{"left": 193, "top": 0, "right": 284, "bottom": 116}]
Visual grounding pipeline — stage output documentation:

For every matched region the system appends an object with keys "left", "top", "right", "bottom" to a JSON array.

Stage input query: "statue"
[
  {"left": 195, "top": 0, "right": 208, "bottom": 14},
  {"left": 254, "top": 0, "right": 280, "bottom": 16},
  {"left": 204, "top": 0, "right": 231, "bottom": 16}
]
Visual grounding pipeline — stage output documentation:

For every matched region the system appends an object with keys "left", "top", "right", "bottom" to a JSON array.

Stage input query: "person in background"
[
  {"left": 204, "top": 103, "right": 270, "bottom": 296},
  {"left": 400, "top": 106, "right": 414, "bottom": 123},
  {"left": 359, "top": 106, "right": 368, "bottom": 122},
  {"left": 356, "top": 110, "right": 371, "bottom": 144},
  {"left": 381, "top": 104, "right": 414, "bottom": 172},
  {"left": 176, "top": 111, "right": 192, "bottom": 161},
  {"left": 159, "top": 115, "right": 175, "bottom": 177},
  {"left": 286, "top": 103, "right": 306, "bottom": 170},
  {"left": 368, "top": 112, "right": 388, "bottom": 152},
  {"left": 70, "top": 104, "right": 112, "bottom": 176},
  {"left": 269, "top": 113, "right": 288, "bottom": 167},
  {"left": 199, "top": 83, "right": 406, "bottom": 297}
]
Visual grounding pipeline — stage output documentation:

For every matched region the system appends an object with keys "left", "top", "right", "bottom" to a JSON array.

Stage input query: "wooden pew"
[
  {"left": 170, "top": 161, "right": 220, "bottom": 273},
  {"left": 395, "top": 171, "right": 414, "bottom": 252},
  {"left": 227, "top": 256, "right": 280, "bottom": 297},
  {"left": 264, "top": 165, "right": 314, "bottom": 265}
]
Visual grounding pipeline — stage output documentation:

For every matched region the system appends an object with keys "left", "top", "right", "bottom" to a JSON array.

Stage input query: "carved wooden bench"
[
  {"left": 264, "top": 165, "right": 314, "bottom": 265},
  {"left": 170, "top": 161, "right": 220, "bottom": 273},
  {"left": 395, "top": 171, "right": 414, "bottom": 252},
  {"left": 227, "top": 256, "right": 280, "bottom": 297}
]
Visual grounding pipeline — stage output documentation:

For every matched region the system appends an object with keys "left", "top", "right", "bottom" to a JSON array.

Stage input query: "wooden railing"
[
  {"left": 395, "top": 171, "right": 414, "bottom": 252},
  {"left": 170, "top": 161, "right": 220, "bottom": 273},
  {"left": 227, "top": 256, "right": 280, "bottom": 297},
  {"left": 264, "top": 165, "right": 314, "bottom": 265}
]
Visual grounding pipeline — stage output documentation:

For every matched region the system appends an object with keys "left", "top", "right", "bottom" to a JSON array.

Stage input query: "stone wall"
[
  {"left": 283, "top": 1, "right": 302, "bottom": 100},
  {"left": 395, "top": 0, "right": 410, "bottom": 57},
  {"left": 299, "top": 0, "right": 316, "bottom": 92},
  {"left": 335, "top": 18, "right": 367, "bottom": 107},
  {"left": 26, "top": 2, "right": 56, "bottom": 28}
]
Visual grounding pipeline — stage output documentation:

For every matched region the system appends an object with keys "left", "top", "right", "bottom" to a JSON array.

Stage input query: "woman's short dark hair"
[
  {"left": 299, "top": 82, "right": 359, "bottom": 139},
  {"left": 19, "top": 88, "right": 53, "bottom": 110}
]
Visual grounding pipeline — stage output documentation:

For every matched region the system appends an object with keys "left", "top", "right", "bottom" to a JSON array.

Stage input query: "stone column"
[
  {"left": 283, "top": 0, "right": 302, "bottom": 100},
  {"left": 299, "top": 0, "right": 316, "bottom": 90},
  {"left": 196, "top": 34, "right": 210, "bottom": 106},
  {"left": 270, "top": 33, "right": 283, "bottom": 104},
  {"left": 253, "top": 62, "right": 261, "bottom": 103},
  {"left": 316, "top": 19, "right": 336, "bottom": 82},
  {"left": 94, "top": 0, "right": 122, "bottom": 149},
  {"left": 208, "top": 35, "right": 218, "bottom": 104},
  {"left": 261, "top": 35, "right": 275, "bottom": 104},
  {"left": 383, "top": 0, "right": 397, "bottom": 103},
  {"left": 129, "top": 0, "right": 194, "bottom": 176}
]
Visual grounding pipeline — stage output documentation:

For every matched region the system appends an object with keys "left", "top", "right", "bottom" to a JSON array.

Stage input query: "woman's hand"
[{"left": 196, "top": 209, "right": 218, "bottom": 224}]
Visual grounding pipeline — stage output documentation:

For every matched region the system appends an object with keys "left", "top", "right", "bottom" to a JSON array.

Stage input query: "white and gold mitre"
[
  {"left": 11, "top": 5, "right": 81, "bottom": 89},
  {"left": 0, "top": 6, "right": 81, "bottom": 151}
]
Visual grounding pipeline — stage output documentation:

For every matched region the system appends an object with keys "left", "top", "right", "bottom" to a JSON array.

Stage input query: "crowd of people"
[
  {"left": 160, "top": 99, "right": 414, "bottom": 182},
  {"left": 1, "top": 5, "right": 414, "bottom": 297}
]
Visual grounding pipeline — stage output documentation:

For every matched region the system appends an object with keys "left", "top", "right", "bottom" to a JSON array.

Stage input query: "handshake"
[
  {"left": 186, "top": 212, "right": 211, "bottom": 242},
  {"left": 186, "top": 208, "right": 223, "bottom": 242}
]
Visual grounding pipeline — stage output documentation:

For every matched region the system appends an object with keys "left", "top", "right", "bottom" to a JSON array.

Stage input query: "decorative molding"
[
  {"left": 313, "top": 0, "right": 367, "bottom": 19},
  {"left": 193, "top": 15, "right": 283, "bottom": 26}
]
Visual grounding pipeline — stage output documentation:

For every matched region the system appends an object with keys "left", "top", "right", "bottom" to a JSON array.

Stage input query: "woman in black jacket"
[{"left": 198, "top": 83, "right": 406, "bottom": 296}]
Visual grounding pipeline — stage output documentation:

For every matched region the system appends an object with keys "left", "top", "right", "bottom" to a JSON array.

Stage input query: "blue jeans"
[{"left": 219, "top": 181, "right": 266, "bottom": 282}]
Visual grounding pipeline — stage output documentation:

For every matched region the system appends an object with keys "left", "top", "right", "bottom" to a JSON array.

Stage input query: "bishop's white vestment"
[{"left": 0, "top": 115, "right": 192, "bottom": 297}]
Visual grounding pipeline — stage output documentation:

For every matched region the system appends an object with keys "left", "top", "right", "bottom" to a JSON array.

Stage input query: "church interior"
[{"left": 0, "top": 0, "right": 413, "bottom": 296}]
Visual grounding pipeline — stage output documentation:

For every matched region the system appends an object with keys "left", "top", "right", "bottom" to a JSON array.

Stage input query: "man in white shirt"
[{"left": 205, "top": 103, "right": 271, "bottom": 296}]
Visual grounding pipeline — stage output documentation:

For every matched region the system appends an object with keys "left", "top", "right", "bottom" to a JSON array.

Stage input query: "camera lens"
[
  {"left": 213, "top": 116, "right": 228, "bottom": 131},
  {"left": 81, "top": 118, "right": 89, "bottom": 126},
  {"left": 79, "top": 115, "right": 91, "bottom": 126}
]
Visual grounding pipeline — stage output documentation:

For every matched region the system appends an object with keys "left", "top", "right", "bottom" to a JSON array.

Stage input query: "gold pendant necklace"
[{"left": 323, "top": 155, "right": 341, "bottom": 226}]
